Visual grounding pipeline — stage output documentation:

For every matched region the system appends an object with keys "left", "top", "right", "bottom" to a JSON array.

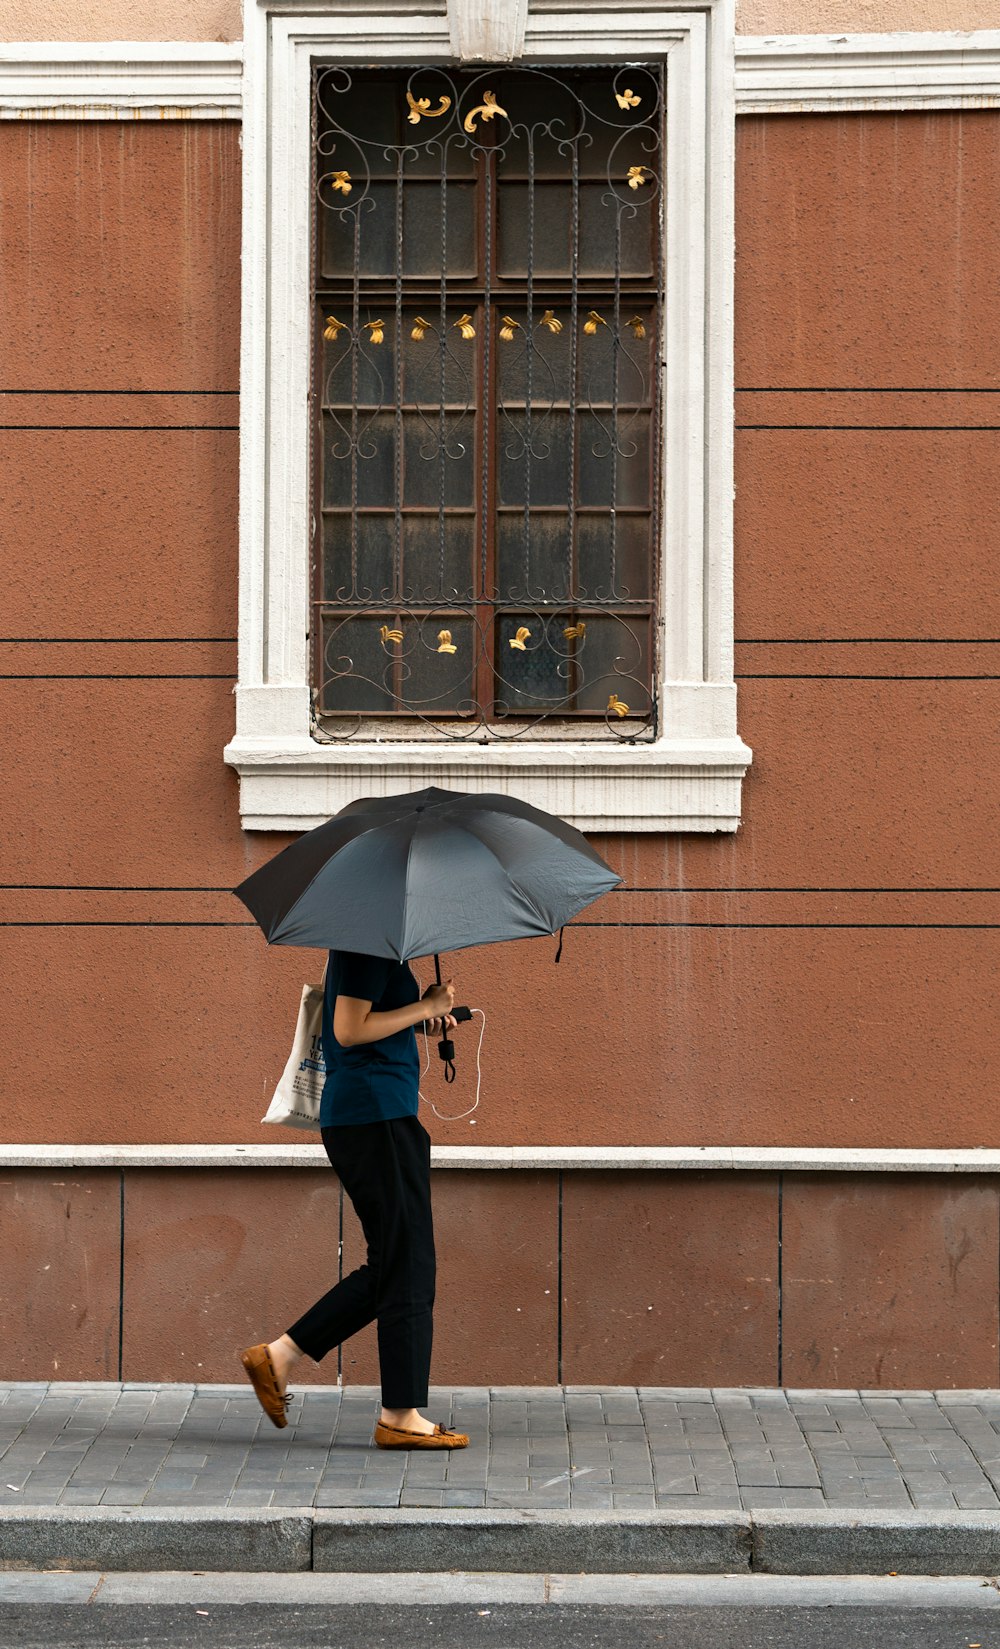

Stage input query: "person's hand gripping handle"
[{"left": 421, "top": 979, "right": 471, "bottom": 1082}]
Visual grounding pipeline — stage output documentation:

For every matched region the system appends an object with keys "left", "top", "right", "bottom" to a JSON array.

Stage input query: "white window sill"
[{"left": 223, "top": 728, "right": 752, "bottom": 832}]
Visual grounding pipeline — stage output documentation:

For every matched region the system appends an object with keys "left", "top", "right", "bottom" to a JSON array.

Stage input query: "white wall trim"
[
  {"left": 0, "top": 41, "right": 242, "bottom": 118},
  {"left": 6, "top": 1144, "right": 1000, "bottom": 1173},
  {"left": 736, "top": 29, "right": 1000, "bottom": 113},
  {"left": 2, "top": 30, "right": 1000, "bottom": 123},
  {"left": 224, "top": 3, "right": 751, "bottom": 833}
]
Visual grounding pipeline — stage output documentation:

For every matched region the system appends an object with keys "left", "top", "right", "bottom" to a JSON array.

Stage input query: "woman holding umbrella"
[
  {"left": 241, "top": 952, "right": 467, "bottom": 1448},
  {"left": 234, "top": 786, "right": 620, "bottom": 1451}
]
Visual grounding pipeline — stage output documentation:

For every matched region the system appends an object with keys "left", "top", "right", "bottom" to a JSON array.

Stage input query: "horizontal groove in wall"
[
  {"left": 0, "top": 389, "right": 240, "bottom": 395},
  {"left": 736, "top": 674, "right": 1000, "bottom": 680},
  {"left": 738, "top": 424, "right": 1000, "bottom": 431},
  {"left": 0, "top": 674, "right": 235, "bottom": 680},
  {"left": 3, "top": 890, "right": 998, "bottom": 929},
  {"left": 4, "top": 885, "right": 997, "bottom": 893},
  {"left": 0, "top": 424, "right": 239, "bottom": 432}
]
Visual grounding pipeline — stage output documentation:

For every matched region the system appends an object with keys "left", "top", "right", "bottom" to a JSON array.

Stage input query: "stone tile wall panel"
[
  {"left": 782, "top": 1175, "right": 1000, "bottom": 1388},
  {"left": 561, "top": 1173, "right": 779, "bottom": 1385},
  {"left": 0, "top": 1172, "right": 121, "bottom": 1380},
  {"left": 121, "top": 1170, "right": 342, "bottom": 1384}
]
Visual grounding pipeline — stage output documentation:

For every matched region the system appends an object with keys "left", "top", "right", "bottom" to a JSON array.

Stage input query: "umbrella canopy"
[{"left": 233, "top": 785, "right": 621, "bottom": 960}]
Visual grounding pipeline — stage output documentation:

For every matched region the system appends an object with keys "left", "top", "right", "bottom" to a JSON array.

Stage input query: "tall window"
[{"left": 312, "top": 64, "right": 664, "bottom": 741}]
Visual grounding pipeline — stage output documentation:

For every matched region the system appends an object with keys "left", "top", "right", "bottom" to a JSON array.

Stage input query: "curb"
[
  {"left": 0, "top": 1509, "right": 312, "bottom": 1573},
  {"left": 2, "top": 1506, "right": 1000, "bottom": 1575},
  {"left": 312, "top": 1509, "right": 750, "bottom": 1574}
]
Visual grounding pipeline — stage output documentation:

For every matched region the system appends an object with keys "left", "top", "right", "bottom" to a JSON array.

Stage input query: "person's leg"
[
  {"left": 372, "top": 1114, "right": 436, "bottom": 1432},
  {"left": 266, "top": 1124, "right": 382, "bottom": 1392}
]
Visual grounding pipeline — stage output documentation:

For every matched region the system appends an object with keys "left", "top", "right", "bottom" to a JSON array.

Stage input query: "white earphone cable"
[{"left": 418, "top": 1009, "right": 486, "bottom": 1122}]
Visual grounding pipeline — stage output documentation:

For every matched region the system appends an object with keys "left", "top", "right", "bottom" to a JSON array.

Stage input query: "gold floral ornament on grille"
[
  {"left": 607, "top": 693, "right": 629, "bottom": 718},
  {"left": 323, "top": 315, "right": 347, "bottom": 341},
  {"left": 583, "top": 310, "right": 607, "bottom": 335},
  {"left": 627, "top": 315, "right": 647, "bottom": 339},
  {"left": 508, "top": 626, "right": 531, "bottom": 651},
  {"left": 452, "top": 313, "right": 476, "bottom": 341},
  {"left": 330, "top": 170, "right": 352, "bottom": 194},
  {"left": 405, "top": 91, "right": 452, "bottom": 124},
  {"left": 463, "top": 90, "right": 508, "bottom": 135},
  {"left": 563, "top": 621, "right": 586, "bottom": 640},
  {"left": 627, "top": 165, "right": 652, "bottom": 191},
  {"left": 365, "top": 320, "right": 385, "bottom": 345},
  {"left": 380, "top": 625, "right": 403, "bottom": 646},
  {"left": 411, "top": 316, "right": 432, "bottom": 341},
  {"left": 540, "top": 310, "right": 562, "bottom": 334},
  {"left": 615, "top": 87, "right": 642, "bottom": 110},
  {"left": 499, "top": 315, "right": 521, "bottom": 342},
  {"left": 436, "top": 629, "right": 457, "bottom": 654}
]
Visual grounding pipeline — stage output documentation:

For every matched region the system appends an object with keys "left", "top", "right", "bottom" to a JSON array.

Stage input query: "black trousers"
[{"left": 286, "top": 1113, "right": 436, "bottom": 1410}]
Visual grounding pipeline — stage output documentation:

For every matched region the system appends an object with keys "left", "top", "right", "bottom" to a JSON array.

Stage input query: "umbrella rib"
[{"left": 452, "top": 816, "right": 556, "bottom": 932}]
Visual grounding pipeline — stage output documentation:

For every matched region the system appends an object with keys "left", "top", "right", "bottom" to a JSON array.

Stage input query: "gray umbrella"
[{"left": 233, "top": 785, "right": 621, "bottom": 961}]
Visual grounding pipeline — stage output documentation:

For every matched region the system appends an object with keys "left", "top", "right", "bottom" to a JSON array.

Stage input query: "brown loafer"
[
  {"left": 374, "top": 1420, "right": 469, "bottom": 1450},
  {"left": 240, "top": 1343, "right": 289, "bottom": 1429}
]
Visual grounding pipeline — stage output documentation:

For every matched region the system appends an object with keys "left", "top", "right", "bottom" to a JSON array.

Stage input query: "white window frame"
[{"left": 225, "top": 1, "right": 751, "bottom": 831}]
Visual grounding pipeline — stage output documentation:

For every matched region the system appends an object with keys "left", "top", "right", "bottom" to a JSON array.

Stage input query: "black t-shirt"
[{"left": 319, "top": 949, "right": 421, "bottom": 1126}]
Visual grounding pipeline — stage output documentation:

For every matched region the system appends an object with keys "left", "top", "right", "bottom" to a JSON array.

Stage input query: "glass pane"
[
  {"left": 397, "top": 616, "right": 476, "bottom": 714},
  {"left": 497, "top": 184, "right": 571, "bottom": 278},
  {"left": 577, "top": 411, "right": 651, "bottom": 507},
  {"left": 497, "top": 410, "right": 570, "bottom": 508},
  {"left": 320, "top": 182, "right": 476, "bottom": 280},
  {"left": 321, "top": 513, "right": 397, "bottom": 603},
  {"left": 494, "top": 612, "right": 572, "bottom": 713},
  {"left": 320, "top": 185, "right": 396, "bottom": 280},
  {"left": 576, "top": 513, "right": 652, "bottom": 602},
  {"left": 319, "top": 614, "right": 397, "bottom": 714},
  {"left": 403, "top": 413, "right": 475, "bottom": 508},
  {"left": 496, "top": 311, "right": 572, "bottom": 403},
  {"left": 403, "top": 316, "right": 478, "bottom": 407},
  {"left": 496, "top": 513, "right": 573, "bottom": 604},
  {"left": 402, "top": 514, "right": 476, "bottom": 604},
  {"left": 577, "top": 183, "right": 656, "bottom": 278},
  {"left": 319, "top": 308, "right": 397, "bottom": 409},
  {"left": 574, "top": 614, "right": 652, "bottom": 716},
  {"left": 321, "top": 411, "right": 395, "bottom": 509},
  {"left": 497, "top": 181, "right": 656, "bottom": 280},
  {"left": 401, "top": 183, "right": 477, "bottom": 278},
  {"left": 577, "top": 305, "right": 657, "bottom": 405}
]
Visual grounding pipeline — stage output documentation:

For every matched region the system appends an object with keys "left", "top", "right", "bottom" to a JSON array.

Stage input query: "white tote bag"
[{"left": 261, "top": 964, "right": 327, "bottom": 1131}]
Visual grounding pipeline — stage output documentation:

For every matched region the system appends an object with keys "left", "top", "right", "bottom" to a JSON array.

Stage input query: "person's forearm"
[{"left": 343, "top": 999, "right": 431, "bottom": 1046}]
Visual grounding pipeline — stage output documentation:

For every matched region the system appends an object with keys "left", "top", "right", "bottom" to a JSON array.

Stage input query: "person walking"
[{"left": 240, "top": 948, "right": 469, "bottom": 1450}]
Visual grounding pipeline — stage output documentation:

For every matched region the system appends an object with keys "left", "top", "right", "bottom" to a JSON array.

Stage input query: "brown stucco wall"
[
  {"left": 2, "top": 113, "right": 999, "bottom": 1151},
  {"left": 3, "top": 107, "right": 999, "bottom": 1380}
]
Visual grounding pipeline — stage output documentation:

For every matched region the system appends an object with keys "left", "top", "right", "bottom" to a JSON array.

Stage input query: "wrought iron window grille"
[{"left": 310, "top": 63, "right": 664, "bottom": 743}]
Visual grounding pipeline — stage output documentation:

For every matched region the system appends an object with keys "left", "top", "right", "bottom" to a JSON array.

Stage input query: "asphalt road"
[{"left": 1, "top": 1603, "right": 997, "bottom": 1649}]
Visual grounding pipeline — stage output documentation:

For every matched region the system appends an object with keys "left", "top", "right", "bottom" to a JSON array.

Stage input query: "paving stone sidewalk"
[{"left": 3, "top": 1384, "right": 1000, "bottom": 1515}]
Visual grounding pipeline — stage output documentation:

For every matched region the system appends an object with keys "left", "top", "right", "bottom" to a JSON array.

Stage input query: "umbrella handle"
[{"left": 434, "top": 952, "right": 442, "bottom": 986}]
